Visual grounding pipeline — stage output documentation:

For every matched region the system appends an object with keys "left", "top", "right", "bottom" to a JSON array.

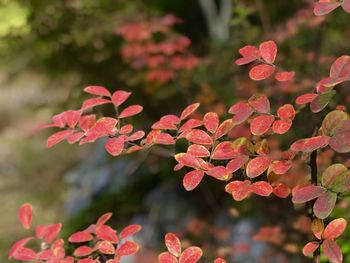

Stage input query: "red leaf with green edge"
[
  {"left": 269, "top": 160, "right": 292, "bottom": 175},
  {"left": 127, "top": 131, "right": 145, "bottom": 142},
  {"left": 277, "top": 104, "right": 295, "bottom": 120},
  {"left": 97, "top": 213, "right": 112, "bottom": 226},
  {"left": 302, "top": 242, "right": 319, "bottom": 256},
  {"left": 154, "top": 133, "right": 175, "bottom": 145},
  {"left": 272, "top": 120, "right": 292, "bottom": 134},
  {"left": 79, "top": 114, "right": 96, "bottom": 131},
  {"left": 175, "top": 153, "right": 200, "bottom": 169},
  {"left": 206, "top": 166, "right": 232, "bottom": 181},
  {"left": 183, "top": 170, "right": 205, "bottom": 191},
  {"left": 314, "top": 2, "right": 341, "bottom": 16},
  {"left": 248, "top": 94, "right": 270, "bottom": 114},
  {"left": 119, "top": 105, "right": 143, "bottom": 118},
  {"left": 214, "top": 258, "right": 227, "bottom": 263},
  {"left": 178, "top": 119, "right": 203, "bottom": 132},
  {"left": 95, "top": 240, "right": 115, "bottom": 254},
  {"left": 179, "top": 246, "right": 202, "bottom": 263},
  {"left": 203, "top": 112, "right": 219, "bottom": 133},
  {"left": 111, "top": 90, "right": 131, "bottom": 106},
  {"left": 295, "top": 93, "right": 318, "bottom": 105},
  {"left": 214, "top": 119, "right": 234, "bottom": 139},
  {"left": 322, "top": 110, "right": 348, "bottom": 136},
  {"left": 292, "top": 185, "right": 326, "bottom": 204},
  {"left": 226, "top": 155, "right": 249, "bottom": 173},
  {"left": 68, "top": 231, "right": 94, "bottom": 243},
  {"left": 250, "top": 115, "right": 275, "bottom": 135},
  {"left": 310, "top": 90, "right": 336, "bottom": 113},
  {"left": 165, "top": 233, "right": 181, "bottom": 257},
  {"left": 225, "top": 180, "right": 252, "bottom": 201},
  {"left": 185, "top": 129, "right": 213, "bottom": 145},
  {"left": 8, "top": 237, "right": 33, "bottom": 259},
  {"left": 159, "top": 252, "right": 178, "bottom": 263},
  {"left": 246, "top": 156, "right": 272, "bottom": 178},
  {"left": 329, "top": 170, "right": 350, "bottom": 193},
  {"left": 321, "top": 164, "right": 347, "bottom": 188},
  {"left": 249, "top": 64, "right": 275, "bottom": 80},
  {"left": 330, "top": 124, "right": 350, "bottom": 153},
  {"left": 235, "top": 45, "right": 259, "bottom": 65},
  {"left": 275, "top": 71, "right": 295, "bottom": 82},
  {"left": 330, "top": 55, "right": 350, "bottom": 78},
  {"left": 187, "top": 144, "right": 210, "bottom": 157},
  {"left": 19, "top": 203, "right": 32, "bottom": 230},
  {"left": 96, "top": 225, "right": 119, "bottom": 243},
  {"left": 290, "top": 136, "right": 330, "bottom": 153},
  {"left": 259, "top": 40, "right": 277, "bottom": 64},
  {"left": 84, "top": 86, "right": 111, "bottom": 97},
  {"left": 323, "top": 218, "right": 347, "bottom": 240},
  {"left": 105, "top": 136, "right": 125, "bottom": 156},
  {"left": 312, "top": 219, "right": 324, "bottom": 240},
  {"left": 117, "top": 241, "right": 139, "bottom": 256},
  {"left": 251, "top": 181, "right": 273, "bottom": 196},
  {"left": 74, "top": 246, "right": 93, "bottom": 257},
  {"left": 273, "top": 183, "right": 290, "bottom": 198},
  {"left": 120, "top": 224, "right": 142, "bottom": 239},
  {"left": 229, "top": 102, "right": 254, "bottom": 125},
  {"left": 47, "top": 130, "right": 74, "bottom": 148},
  {"left": 323, "top": 240, "right": 342, "bottom": 263},
  {"left": 81, "top": 98, "right": 111, "bottom": 110},
  {"left": 343, "top": 0, "right": 350, "bottom": 13},
  {"left": 314, "top": 191, "right": 337, "bottom": 219},
  {"left": 180, "top": 103, "right": 200, "bottom": 120}
]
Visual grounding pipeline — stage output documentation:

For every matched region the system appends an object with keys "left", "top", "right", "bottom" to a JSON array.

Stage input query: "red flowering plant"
[{"left": 8, "top": 3, "right": 350, "bottom": 263}]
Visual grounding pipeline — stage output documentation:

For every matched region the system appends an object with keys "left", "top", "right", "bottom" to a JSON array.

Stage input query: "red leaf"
[
  {"left": 248, "top": 95, "right": 270, "bottom": 114},
  {"left": 179, "top": 246, "right": 203, "bottom": 263},
  {"left": 214, "top": 119, "right": 234, "bottom": 139},
  {"left": 9, "top": 247, "right": 36, "bottom": 261},
  {"left": 165, "top": 233, "right": 182, "bottom": 257},
  {"left": 275, "top": 71, "right": 295, "bottom": 82},
  {"left": 251, "top": 181, "right": 273, "bottom": 196},
  {"left": 295, "top": 93, "right": 318, "bottom": 105},
  {"left": 158, "top": 252, "right": 178, "bottom": 263},
  {"left": 111, "top": 90, "right": 132, "bottom": 106},
  {"left": 272, "top": 120, "right": 292, "bottom": 134},
  {"left": 105, "top": 136, "right": 125, "bottom": 156},
  {"left": 273, "top": 183, "right": 290, "bottom": 198},
  {"left": 96, "top": 225, "right": 119, "bottom": 243},
  {"left": 259, "top": 40, "right": 277, "bottom": 64},
  {"left": 290, "top": 136, "right": 330, "bottom": 153},
  {"left": 329, "top": 122, "right": 350, "bottom": 153},
  {"left": 175, "top": 153, "right": 200, "bottom": 169},
  {"left": 214, "top": 258, "right": 227, "bottom": 263},
  {"left": 206, "top": 166, "right": 232, "bottom": 181},
  {"left": 292, "top": 185, "right": 326, "bottom": 204},
  {"left": 250, "top": 115, "right": 275, "bottom": 135},
  {"left": 154, "top": 133, "right": 175, "bottom": 145},
  {"left": 66, "top": 132, "right": 85, "bottom": 144},
  {"left": 128, "top": 131, "right": 145, "bottom": 141},
  {"left": 187, "top": 144, "right": 210, "bottom": 157},
  {"left": 229, "top": 102, "right": 254, "bottom": 125},
  {"left": 8, "top": 237, "right": 33, "bottom": 259},
  {"left": 314, "top": 2, "right": 341, "bottom": 16},
  {"left": 330, "top": 55, "right": 350, "bottom": 78},
  {"left": 323, "top": 218, "right": 347, "bottom": 240},
  {"left": 212, "top": 141, "right": 241, "bottom": 160},
  {"left": 343, "top": 0, "right": 350, "bottom": 13},
  {"left": 97, "top": 213, "right": 112, "bottom": 226},
  {"left": 81, "top": 117, "right": 118, "bottom": 144},
  {"left": 178, "top": 119, "right": 203, "bottom": 132},
  {"left": 313, "top": 191, "right": 337, "bottom": 219},
  {"left": 119, "top": 124, "right": 133, "bottom": 134},
  {"left": 117, "top": 241, "right": 139, "bottom": 256},
  {"left": 68, "top": 231, "right": 94, "bottom": 243},
  {"left": 42, "top": 223, "right": 62, "bottom": 244},
  {"left": 323, "top": 240, "right": 342, "bottom": 263},
  {"left": 95, "top": 240, "right": 115, "bottom": 254},
  {"left": 246, "top": 156, "right": 271, "bottom": 178},
  {"left": 74, "top": 246, "right": 93, "bottom": 257},
  {"left": 249, "top": 64, "right": 275, "bottom": 80},
  {"left": 180, "top": 103, "right": 200, "bottom": 120},
  {"left": 185, "top": 129, "right": 213, "bottom": 145},
  {"left": 269, "top": 160, "right": 292, "bottom": 175},
  {"left": 235, "top": 45, "right": 259, "bottom": 65},
  {"left": 120, "top": 224, "right": 142, "bottom": 239},
  {"left": 203, "top": 112, "right": 219, "bottom": 133},
  {"left": 310, "top": 90, "right": 336, "bottom": 113},
  {"left": 226, "top": 155, "right": 249, "bottom": 173},
  {"left": 277, "top": 104, "right": 295, "bottom": 120},
  {"left": 302, "top": 242, "right": 319, "bottom": 256},
  {"left": 81, "top": 98, "right": 111, "bottom": 110},
  {"left": 225, "top": 180, "right": 252, "bottom": 201},
  {"left": 47, "top": 130, "right": 74, "bottom": 148},
  {"left": 183, "top": 170, "right": 205, "bottom": 191},
  {"left": 79, "top": 114, "right": 96, "bottom": 131},
  {"left": 84, "top": 86, "right": 111, "bottom": 97},
  {"left": 119, "top": 105, "right": 143, "bottom": 118},
  {"left": 18, "top": 203, "right": 32, "bottom": 230}
]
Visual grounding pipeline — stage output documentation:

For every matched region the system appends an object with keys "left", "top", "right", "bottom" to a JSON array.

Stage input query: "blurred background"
[{"left": 1, "top": 0, "right": 350, "bottom": 262}]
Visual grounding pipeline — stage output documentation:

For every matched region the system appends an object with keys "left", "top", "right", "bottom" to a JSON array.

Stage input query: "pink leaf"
[
  {"left": 251, "top": 181, "right": 273, "bottom": 196},
  {"left": 342, "top": 0, "right": 350, "bottom": 13},
  {"left": 323, "top": 218, "right": 347, "bottom": 240},
  {"left": 117, "top": 241, "right": 139, "bottom": 256},
  {"left": 292, "top": 185, "right": 326, "bottom": 204},
  {"left": 81, "top": 98, "right": 111, "bottom": 110},
  {"left": 226, "top": 155, "right": 249, "bottom": 173},
  {"left": 158, "top": 252, "right": 178, "bottom": 263},
  {"left": 180, "top": 103, "right": 200, "bottom": 120},
  {"left": 250, "top": 115, "right": 275, "bottom": 136},
  {"left": 235, "top": 45, "right": 259, "bottom": 65},
  {"left": 179, "top": 246, "right": 203, "bottom": 263},
  {"left": 323, "top": 240, "right": 342, "bottom": 263},
  {"left": 154, "top": 133, "right": 175, "bottom": 145},
  {"left": 8, "top": 237, "right": 33, "bottom": 259},
  {"left": 96, "top": 225, "right": 119, "bottom": 243},
  {"left": 290, "top": 136, "right": 330, "bottom": 153},
  {"left": 175, "top": 153, "right": 200, "bottom": 169},
  {"left": 272, "top": 120, "right": 292, "bottom": 134},
  {"left": 273, "top": 183, "right": 290, "bottom": 198},
  {"left": 74, "top": 246, "right": 93, "bottom": 257},
  {"left": 313, "top": 191, "right": 337, "bottom": 219},
  {"left": 178, "top": 119, "right": 203, "bottom": 132},
  {"left": 246, "top": 156, "right": 272, "bottom": 178},
  {"left": 185, "top": 129, "right": 213, "bottom": 145},
  {"left": 259, "top": 40, "right": 277, "bottom": 64},
  {"left": 249, "top": 64, "right": 275, "bottom": 81},
  {"left": 84, "top": 86, "right": 111, "bottom": 97},
  {"left": 97, "top": 213, "right": 112, "bottom": 226},
  {"left": 314, "top": 2, "right": 341, "bottom": 16},
  {"left": 225, "top": 180, "right": 252, "bottom": 201},
  {"left": 330, "top": 55, "right": 350, "bottom": 78},
  {"left": 203, "top": 112, "right": 219, "bottom": 133},
  {"left": 302, "top": 241, "right": 319, "bottom": 256},
  {"left": 229, "top": 102, "right": 254, "bottom": 125},
  {"left": 187, "top": 144, "right": 210, "bottom": 157},
  {"left": 120, "top": 224, "right": 142, "bottom": 239},
  {"left": 183, "top": 170, "right": 205, "bottom": 191},
  {"left": 206, "top": 166, "right": 232, "bottom": 181},
  {"left": 269, "top": 160, "right": 292, "bottom": 175},
  {"left": 95, "top": 240, "right": 115, "bottom": 254},
  {"left": 277, "top": 104, "right": 296, "bottom": 120},
  {"left": 18, "top": 203, "right": 32, "bottom": 230},
  {"left": 111, "top": 90, "right": 132, "bottom": 106},
  {"left": 295, "top": 93, "right": 318, "bottom": 105},
  {"left": 119, "top": 105, "right": 143, "bottom": 118},
  {"left": 105, "top": 136, "right": 125, "bottom": 156},
  {"left": 165, "top": 233, "right": 182, "bottom": 257},
  {"left": 68, "top": 231, "right": 94, "bottom": 243},
  {"left": 248, "top": 95, "right": 270, "bottom": 114},
  {"left": 275, "top": 71, "right": 295, "bottom": 82},
  {"left": 47, "top": 130, "right": 74, "bottom": 148}
]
